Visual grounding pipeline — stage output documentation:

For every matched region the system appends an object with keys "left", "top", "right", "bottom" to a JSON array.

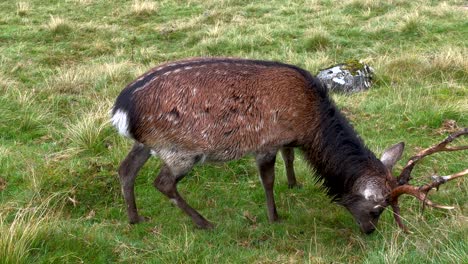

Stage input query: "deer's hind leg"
[
  {"left": 118, "top": 142, "right": 151, "bottom": 224},
  {"left": 153, "top": 153, "right": 214, "bottom": 229}
]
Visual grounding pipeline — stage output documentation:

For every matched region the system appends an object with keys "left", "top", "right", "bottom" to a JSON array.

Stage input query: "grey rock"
[{"left": 316, "top": 61, "right": 374, "bottom": 93}]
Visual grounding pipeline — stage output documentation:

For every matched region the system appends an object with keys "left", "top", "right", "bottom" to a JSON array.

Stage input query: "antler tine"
[
  {"left": 397, "top": 128, "right": 468, "bottom": 185},
  {"left": 390, "top": 129, "right": 467, "bottom": 232},
  {"left": 389, "top": 168, "right": 467, "bottom": 232},
  {"left": 391, "top": 203, "right": 409, "bottom": 233},
  {"left": 390, "top": 167, "right": 468, "bottom": 213}
]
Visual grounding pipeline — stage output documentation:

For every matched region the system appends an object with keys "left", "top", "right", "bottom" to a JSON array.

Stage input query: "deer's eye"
[{"left": 370, "top": 208, "right": 383, "bottom": 218}]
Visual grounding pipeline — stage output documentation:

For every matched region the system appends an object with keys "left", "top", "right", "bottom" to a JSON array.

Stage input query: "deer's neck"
[{"left": 300, "top": 100, "right": 384, "bottom": 200}]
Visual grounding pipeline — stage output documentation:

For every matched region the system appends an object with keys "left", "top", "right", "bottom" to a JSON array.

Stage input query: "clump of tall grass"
[
  {"left": 131, "top": 0, "right": 158, "bottom": 16},
  {"left": 398, "top": 12, "right": 427, "bottom": 36},
  {"left": 377, "top": 47, "right": 467, "bottom": 84},
  {"left": 1, "top": 88, "right": 50, "bottom": 139},
  {"left": 46, "top": 15, "right": 71, "bottom": 34},
  {"left": 426, "top": 47, "right": 467, "bottom": 81},
  {"left": 73, "top": 0, "right": 93, "bottom": 5},
  {"left": 0, "top": 196, "right": 61, "bottom": 264},
  {"left": 45, "top": 61, "right": 136, "bottom": 95},
  {"left": 0, "top": 72, "right": 17, "bottom": 90},
  {"left": 16, "top": 2, "right": 31, "bottom": 16},
  {"left": 303, "top": 28, "right": 332, "bottom": 52},
  {"left": 46, "top": 66, "right": 95, "bottom": 94},
  {"left": 65, "top": 103, "right": 113, "bottom": 155}
]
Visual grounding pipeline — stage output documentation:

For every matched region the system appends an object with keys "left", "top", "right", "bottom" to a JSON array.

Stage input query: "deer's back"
[{"left": 113, "top": 58, "right": 322, "bottom": 161}]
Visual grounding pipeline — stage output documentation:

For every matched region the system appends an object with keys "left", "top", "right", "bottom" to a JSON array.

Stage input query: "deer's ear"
[{"left": 381, "top": 142, "right": 405, "bottom": 171}]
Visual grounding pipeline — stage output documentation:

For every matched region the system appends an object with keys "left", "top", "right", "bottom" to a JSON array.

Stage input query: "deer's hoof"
[
  {"left": 195, "top": 220, "right": 215, "bottom": 230},
  {"left": 129, "top": 216, "right": 149, "bottom": 224},
  {"left": 288, "top": 182, "right": 302, "bottom": 189}
]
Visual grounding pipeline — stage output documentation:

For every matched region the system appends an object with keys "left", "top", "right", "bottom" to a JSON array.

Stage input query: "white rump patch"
[{"left": 111, "top": 109, "right": 131, "bottom": 138}]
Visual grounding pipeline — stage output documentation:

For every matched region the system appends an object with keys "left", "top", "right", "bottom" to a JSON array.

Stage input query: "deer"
[{"left": 111, "top": 57, "right": 467, "bottom": 233}]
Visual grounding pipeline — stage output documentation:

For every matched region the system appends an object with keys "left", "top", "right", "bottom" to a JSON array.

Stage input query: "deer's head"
[
  {"left": 340, "top": 142, "right": 404, "bottom": 234},
  {"left": 343, "top": 128, "right": 467, "bottom": 234}
]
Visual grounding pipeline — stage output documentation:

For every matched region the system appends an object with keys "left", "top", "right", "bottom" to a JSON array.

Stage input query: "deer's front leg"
[
  {"left": 256, "top": 151, "right": 279, "bottom": 222},
  {"left": 280, "top": 147, "right": 299, "bottom": 188}
]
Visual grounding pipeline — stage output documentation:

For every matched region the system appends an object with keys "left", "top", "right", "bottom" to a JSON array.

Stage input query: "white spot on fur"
[
  {"left": 199, "top": 154, "right": 207, "bottom": 164},
  {"left": 362, "top": 186, "right": 383, "bottom": 201},
  {"left": 133, "top": 75, "right": 160, "bottom": 94},
  {"left": 362, "top": 188, "right": 374, "bottom": 200},
  {"left": 111, "top": 109, "right": 131, "bottom": 138},
  {"left": 184, "top": 66, "right": 193, "bottom": 70}
]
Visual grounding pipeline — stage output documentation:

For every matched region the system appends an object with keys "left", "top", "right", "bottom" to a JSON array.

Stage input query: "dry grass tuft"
[
  {"left": 65, "top": 103, "right": 112, "bottom": 154},
  {"left": 398, "top": 12, "right": 427, "bottom": 35},
  {"left": 380, "top": 46, "right": 468, "bottom": 84},
  {"left": 0, "top": 73, "right": 17, "bottom": 91},
  {"left": 16, "top": 2, "right": 31, "bottom": 16},
  {"left": 0, "top": 178, "right": 5, "bottom": 191},
  {"left": 73, "top": 0, "right": 94, "bottom": 5},
  {"left": 0, "top": 145, "right": 6, "bottom": 190},
  {"left": 427, "top": 47, "right": 468, "bottom": 77},
  {"left": 303, "top": 28, "right": 332, "bottom": 52},
  {"left": 46, "top": 15, "right": 71, "bottom": 34},
  {"left": 45, "top": 61, "right": 135, "bottom": 94},
  {"left": 0, "top": 196, "right": 61, "bottom": 264},
  {"left": 131, "top": 0, "right": 158, "bottom": 16},
  {"left": 2, "top": 88, "right": 51, "bottom": 134}
]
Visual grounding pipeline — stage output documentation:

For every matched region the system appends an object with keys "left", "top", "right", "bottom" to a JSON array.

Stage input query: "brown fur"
[
  {"left": 111, "top": 57, "right": 403, "bottom": 233},
  {"left": 132, "top": 64, "right": 319, "bottom": 160}
]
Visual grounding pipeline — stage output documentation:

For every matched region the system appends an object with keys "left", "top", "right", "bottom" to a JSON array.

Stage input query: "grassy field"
[{"left": 0, "top": 0, "right": 467, "bottom": 263}]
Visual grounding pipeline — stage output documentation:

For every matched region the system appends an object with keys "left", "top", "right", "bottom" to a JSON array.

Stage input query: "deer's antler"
[
  {"left": 397, "top": 128, "right": 468, "bottom": 185},
  {"left": 389, "top": 128, "right": 467, "bottom": 232}
]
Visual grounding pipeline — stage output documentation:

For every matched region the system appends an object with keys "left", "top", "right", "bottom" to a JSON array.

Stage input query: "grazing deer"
[{"left": 111, "top": 57, "right": 467, "bottom": 233}]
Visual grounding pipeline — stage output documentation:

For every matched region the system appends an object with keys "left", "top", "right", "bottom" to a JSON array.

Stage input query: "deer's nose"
[{"left": 364, "top": 227, "right": 375, "bottom": 234}]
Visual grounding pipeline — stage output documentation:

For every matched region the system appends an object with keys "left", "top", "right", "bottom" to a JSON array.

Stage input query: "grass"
[
  {"left": 0, "top": 195, "right": 61, "bottom": 264},
  {"left": 131, "top": 0, "right": 158, "bottom": 16},
  {"left": 0, "top": 0, "right": 467, "bottom": 263}
]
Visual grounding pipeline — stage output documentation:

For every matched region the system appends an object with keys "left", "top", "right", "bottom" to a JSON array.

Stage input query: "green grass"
[{"left": 1, "top": 0, "right": 467, "bottom": 263}]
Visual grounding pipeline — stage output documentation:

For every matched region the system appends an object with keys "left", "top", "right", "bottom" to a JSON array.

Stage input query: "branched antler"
[
  {"left": 397, "top": 128, "right": 468, "bottom": 185},
  {"left": 388, "top": 128, "right": 467, "bottom": 232}
]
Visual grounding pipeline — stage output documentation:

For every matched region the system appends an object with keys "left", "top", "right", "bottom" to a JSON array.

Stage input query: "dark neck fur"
[{"left": 300, "top": 89, "right": 385, "bottom": 200}]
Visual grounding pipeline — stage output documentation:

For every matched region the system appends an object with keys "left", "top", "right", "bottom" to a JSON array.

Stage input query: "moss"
[{"left": 342, "top": 59, "right": 365, "bottom": 75}]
